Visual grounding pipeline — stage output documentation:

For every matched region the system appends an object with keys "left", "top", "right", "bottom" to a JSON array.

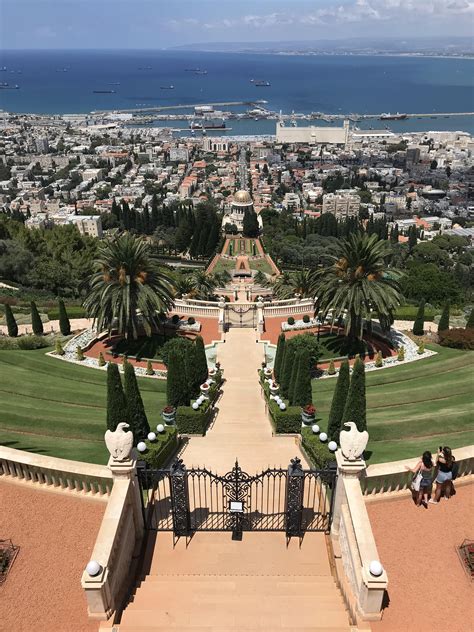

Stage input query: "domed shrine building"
[{"left": 224, "top": 189, "right": 255, "bottom": 232}]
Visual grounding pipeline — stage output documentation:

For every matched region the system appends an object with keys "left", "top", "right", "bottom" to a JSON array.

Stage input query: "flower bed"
[{"left": 281, "top": 317, "right": 319, "bottom": 332}]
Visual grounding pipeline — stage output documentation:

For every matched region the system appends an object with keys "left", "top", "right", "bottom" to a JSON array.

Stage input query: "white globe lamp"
[
  {"left": 192, "top": 402, "right": 199, "bottom": 410},
  {"left": 279, "top": 403, "right": 286, "bottom": 410},
  {"left": 147, "top": 432, "right": 156, "bottom": 442},
  {"left": 369, "top": 561, "right": 384, "bottom": 577},
  {"left": 328, "top": 441, "right": 338, "bottom": 452},
  {"left": 312, "top": 424, "right": 320, "bottom": 434},
  {"left": 137, "top": 441, "right": 147, "bottom": 453},
  {"left": 86, "top": 560, "right": 102, "bottom": 577},
  {"left": 156, "top": 424, "right": 165, "bottom": 433},
  {"left": 319, "top": 432, "right": 328, "bottom": 442}
]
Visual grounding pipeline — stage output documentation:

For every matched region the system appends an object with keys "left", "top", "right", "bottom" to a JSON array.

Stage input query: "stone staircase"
[{"left": 115, "top": 532, "right": 354, "bottom": 632}]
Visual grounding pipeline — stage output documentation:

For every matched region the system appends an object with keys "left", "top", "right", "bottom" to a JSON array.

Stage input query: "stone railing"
[
  {"left": 0, "top": 445, "right": 112, "bottom": 497},
  {"left": 82, "top": 456, "right": 144, "bottom": 621},
  {"left": 361, "top": 445, "right": 474, "bottom": 497},
  {"left": 263, "top": 299, "right": 314, "bottom": 317},
  {"left": 331, "top": 451, "right": 388, "bottom": 623}
]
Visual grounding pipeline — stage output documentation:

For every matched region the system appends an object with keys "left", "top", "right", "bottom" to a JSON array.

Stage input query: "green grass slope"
[
  {"left": 0, "top": 349, "right": 167, "bottom": 464},
  {"left": 312, "top": 344, "right": 474, "bottom": 464}
]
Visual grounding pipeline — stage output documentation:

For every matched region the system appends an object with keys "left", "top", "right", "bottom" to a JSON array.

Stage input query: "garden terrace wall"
[
  {"left": 361, "top": 445, "right": 474, "bottom": 497},
  {"left": 0, "top": 445, "right": 112, "bottom": 497}
]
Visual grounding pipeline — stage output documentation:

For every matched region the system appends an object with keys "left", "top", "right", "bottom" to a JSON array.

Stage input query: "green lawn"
[
  {"left": 211, "top": 258, "right": 237, "bottom": 275},
  {"left": 0, "top": 349, "right": 167, "bottom": 464},
  {"left": 248, "top": 258, "right": 274, "bottom": 276},
  {"left": 311, "top": 344, "right": 474, "bottom": 464}
]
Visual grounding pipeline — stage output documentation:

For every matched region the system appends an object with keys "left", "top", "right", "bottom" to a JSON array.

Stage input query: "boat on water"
[
  {"left": 380, "top": 112, "right": 407, "bottom": 120},
  {"left": 185, "top": 68, "right": 207, "bottom": 73},
  {"left": 93, "top": 90, "right": 116, "bottom": 94},
  {"left": 109, "top": 82, "right": 121, "bottom": 85},
  {"left": 160, "top": 85, "right": 175, "bottom": 89},
  {"left": 0, "top": 67, "right": 6, "bottom": 72},
  {"left": 0, "top": 83, "right": 19, "bottom": 89},
  {"left": 190, "top": 117, "right": 226, "bottom": 130},
  {"left": 254, "top": 80, "right": 271, "bottom": 87}
]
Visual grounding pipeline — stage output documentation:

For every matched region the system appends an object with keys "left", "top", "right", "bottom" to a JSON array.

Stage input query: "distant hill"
[{"left": 169, "top": 37, "right": 474, "bottom": 55}]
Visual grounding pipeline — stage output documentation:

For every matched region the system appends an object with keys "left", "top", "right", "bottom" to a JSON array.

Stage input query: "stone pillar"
[
  {"left": 331, "top": 449, "right": 366, "bottom": 537},
  {"left": 108, "top": 450, "right": 144, "bottom": 544},
  {"left": 358, "top": 566, "right": 389, "bottom": 620},
  {"left": 218, "top": 299, "right": 226, "bottom": 333},
  {"left": 256, "top": 299, "right": 265, "bottom": 334}
]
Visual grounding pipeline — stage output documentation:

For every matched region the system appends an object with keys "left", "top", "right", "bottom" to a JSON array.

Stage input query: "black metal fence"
[{"left": 138, "top": 457, "right": 336, "bottom": 539}]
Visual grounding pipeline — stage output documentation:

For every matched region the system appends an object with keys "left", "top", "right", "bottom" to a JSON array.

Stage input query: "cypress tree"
[
  {"left": 466, "top": 308, "right": 474, "bottom": 330},
  {"left": 106, "top": 362, "right": 127, "bottom": 432},
  {"left": 166, "top": 349, "right": 190, "bottom": 407},
  {"left": 438, "top": 302, "right": 450, "bottom": 333},
  {"left": 30, "top": 301, "right": 43, "bottom": 336},
  {"left": 58, "top": 299, "right": 71, "bottom": 336},
  {"left": 194, "top": 336, "right": 208, "bottom": 386},
  {"left": 288, "top": 351, "right": 301, "bottom": 405},
  {"left": 124, "top": 361, "right": 150, "bottom": 443},
  {"left": 342, "top": 358, "right": 367, "bottom": 433},
  {"left": 274, "top": 333, "right": 285, "bottom": 383},
  {"left": 412, "top": 300, "right": 425, "bottom": 336},
  {"left": 327, "top": 360, "right": 350, "bottom": 442},
  {"left": 280, "top": 341, "right": 296, "bottom": 399},
  {"left": 292, "top": 349, "right": 313, "bottom": 407},
  {"left": 5, "top": 304, "right": 18, "bottom": 337}
]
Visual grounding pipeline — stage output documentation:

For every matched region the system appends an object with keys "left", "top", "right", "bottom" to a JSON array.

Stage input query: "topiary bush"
[
  {"left": 146, "top": 359, "right": 154, "bottom": 375},
  {"left": 397, "top": 346, "right": 405, "bottom": 361},
  {"left": 30, "top": 301, "right": 44, "bottom": 336},
  {"left": 140, "top": 427, "right": 178, "bottom": 468},
  {"left": 55, "top": 340, "right": 65, "bottom": 356},
  {"left": 374, "top": 351, "right": 383, "bottom": 368},
  {"left": 287, "top": 316, "right": 295, "bottom": 325},
  {"left": 98, "top": 352, "right": 106, "bottom": 367},
  {"left": 171, "top": 314, "right": 180, "bottom": 325},
  {"left": 76, "top": 346, "right": 85, "bottom": 361},
  {"left": 412, "top": 301, "right": 425, "bottom": 336},
  {"left": 327, "top": 360, "right": 336, "bottom": 375},
  {"left": 176, "top": 403, "right": 213, "bottom": 435},
  {"left": 438, "top": 328, "right": 474, "bottom": 350},
  {"left": 417, "top": 341, "right": 425, "bottom": 355},
  {"left": 16, "top": 335, "right": 49, "bottom": 350},
  {"left": 5, "top": 304, "right": 18, "bottom": 338},
  {"left": 301, "top": 428, "right": 334, "bottom": 468},
  {"left": 303, "top": 314, "right": 310, "bottom": 324},
  {"left": 188, "top": 316, "right": 196, "bottom": 325}
]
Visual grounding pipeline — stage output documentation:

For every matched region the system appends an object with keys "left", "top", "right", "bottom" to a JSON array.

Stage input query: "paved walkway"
[
  {"left": 182, "top": 328, "right": 306, "bottom": 473},
  {"left": 0, "top": 318, "right": 93, "bottom": 337}
]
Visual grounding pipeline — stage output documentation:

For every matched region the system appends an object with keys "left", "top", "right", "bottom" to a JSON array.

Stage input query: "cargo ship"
[
  {"left": 0, "top": 83, "right": 19, "bottom": 89},
  {"left": 160, "top": 85, "right": 175, "bottom": 89},
  {"left": 380, "top": 112, "right": 407, "bottom": 120},
  {"left": 190, "top": 117, "right": 226, "bottom": 130}
]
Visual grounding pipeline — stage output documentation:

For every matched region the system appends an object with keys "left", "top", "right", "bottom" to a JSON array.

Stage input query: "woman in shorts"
[{"left": 430, "top": 446, "right": 455, "bottom": 504}]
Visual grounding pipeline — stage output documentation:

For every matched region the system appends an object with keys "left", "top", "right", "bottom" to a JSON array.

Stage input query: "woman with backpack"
[
  {"left": 405, "top": 451, "right": 434, "bottom": 507},
  {"left": 430, "top": 446, "right": 456, "bottom": 504}
]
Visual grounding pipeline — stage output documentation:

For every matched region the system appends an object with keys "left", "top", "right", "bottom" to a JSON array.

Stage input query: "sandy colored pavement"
[
  {"left": 368, "top": 483, "right": 474, "bottom": 632},
  {"left": 0, "top": 479, "right": 104, "bottom": 632},
  {"left": 182, "top": 328, "right": 306, "bottom": 474}
]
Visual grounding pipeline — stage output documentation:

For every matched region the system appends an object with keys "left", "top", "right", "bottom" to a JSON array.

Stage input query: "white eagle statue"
[
  {"left": 339, "top": 422, "right": 369, "bottom": 461},
  {"left": 105, "top": 422, "right": 134, "bottom": 462}
]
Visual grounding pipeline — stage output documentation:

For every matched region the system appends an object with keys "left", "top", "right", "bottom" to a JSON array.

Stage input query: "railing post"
[
  {"left": 169, "top": 459, "right": 190, "bottom": 537},
  {"left": 331, "top": 449, "right": 366, "bottom": 537},
  {"left": 286, "top": 457, "right": 305, "bottom": 538}
]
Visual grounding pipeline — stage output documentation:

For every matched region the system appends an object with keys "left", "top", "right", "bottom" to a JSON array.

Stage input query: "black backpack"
[{"left": 452, "top": 461, "right": 459, "bottom": 481}]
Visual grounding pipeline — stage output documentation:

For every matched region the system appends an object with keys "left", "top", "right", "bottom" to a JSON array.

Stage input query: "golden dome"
[{"left": 233, "top": 190, "right": 253, "bottom": 205}]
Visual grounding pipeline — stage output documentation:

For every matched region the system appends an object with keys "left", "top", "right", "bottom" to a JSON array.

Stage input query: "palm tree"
[
  {"left": 188, "top": 270, "right": 217, "bottom": 300},
  {"left": 212, "top": 270, "right": 232, "bottom": 288},
  {"left": 83, "top": 234, "right": 176, "bottom": 339},
  {"left": 273, "top": 269, "right": 316, "bottom": 299},
  {"left": 311, "top": 233, "right": 403, "bottom": 340}
]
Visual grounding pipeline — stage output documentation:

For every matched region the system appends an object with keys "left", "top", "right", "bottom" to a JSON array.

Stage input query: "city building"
[{"left": 322, "top": 192, "right": 360, "bottom": 218}]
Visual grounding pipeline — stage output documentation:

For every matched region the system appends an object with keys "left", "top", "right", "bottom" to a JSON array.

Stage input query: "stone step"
[{"left": 119, "top": 627, "right": 352, "bottom": 632}]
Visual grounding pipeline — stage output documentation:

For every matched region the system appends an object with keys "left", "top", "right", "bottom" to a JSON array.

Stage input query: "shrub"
[
  {"left": 466, "top": 308, "right": 474, "bottom": 330},
  {"left": 57, "top": 299, "right": 71, "bottom": 336},
  {"left": 417, "top": 341, "right": 425, "bottom": 355},
  {"left": 291, "top": 349, "right": 313, "bottom": 407},
  {"left": 188, "top": 316, "right": 196, "bottom": 325},
  {"left": 438, "top": 328, "right": 474, "bottom": 350},
  {"left": 98, "top": 352, "right": 106, "bottom": 367},
  {"left": 303, "top": 314, "right": 310, "bottom": 324},
  {"left": 0, "top": 338, "right": 18, "bottom": 350},
  {"left": 17, "top": 335, "right": 49, "bottom": 350},
  {"left": 160, "top": 336, "right": 193, "bottom": 367},
  {"left": 342, "top": 357, "right": 366, "bottom": 433},
  {"left": 374, "top": 351, "right": 383, "bottom": 368},
  {"left": 287, "top": 316, "right": 295, "bottom": 325},
  {"left": 167, "top": 348, "right": 190, "bottom": 407},
  {"left": 268, "top": 400, "right": 302, "bottom": 433},
  {"left": 412, "top": 300, "right": 425, "bottom": 336},
  {"left": 124, "top": 361, "right": 150, "bottom": 442},
  {"left": 397, "top": 346, "right": 405, "bottom": 361},
  {"left": 76, "top": 346, "right": 85, "bottom": 361},
  {"left": 301, "top": 428, "right": 334, "bottom": 468},
  {"left": 273, "top": 333, "right": 285, "bottom": 383},
  {"left": 55, "top": 340, "right": 65, "bottom": 356},
  {"left": 327, "top": 360, "right": 350, "bottom": 442},
  {"left": 5, "top": 304, "right": 18, "bottom": 338},
  {"left": 438, "top": 302, "right": 450, "bottom": 333},
  {"left": 327, "top": 360, "right": 336, "bottom": 375},
  {"left": 171, "top": 314, "right": 180, "bottom": 325},
  {"left": 146, "top": 359, "right": 154, "bottom": 375},
  {"left": 106, "top": 362, "right": 127, "bottom": 431},
  {"left": 140, "top": 428, "right": 178, "bottom": 468},
  {"left": 30, "top": 301, "right": 44, "bottom": 336},
  {"left": 176, "top": 403, "right": 213, "bottom": 435}
]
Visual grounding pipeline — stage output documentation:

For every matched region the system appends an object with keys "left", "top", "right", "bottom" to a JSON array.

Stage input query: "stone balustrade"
[
  {"left": 263, "top": 299, "right": 314, "bottom": 317},
  {"left": 361, "top": 445, "right": 474, "bottom": 496},
  {"left": 0, "top": 445, "right": 112, "bottom": 497}
]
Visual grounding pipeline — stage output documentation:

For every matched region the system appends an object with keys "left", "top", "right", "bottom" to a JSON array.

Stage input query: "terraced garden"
[
  {"left": 312, "top": 344, "right": 474, "bottom": 463},
  {"left": 0, "top": 349, "right": 167, "bottom": 464}
]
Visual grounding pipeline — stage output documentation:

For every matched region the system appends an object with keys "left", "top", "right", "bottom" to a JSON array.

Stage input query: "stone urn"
[
  {"left": 263, "top": 367, "right": 273, "bottom": 379},
  {"left": 162, "top": 406, "right": 176, "bottom": 425},
  {"left": 200, "top": 382, "right": 211, "bottom": 396},
  {"left": 301, "top": 404, "right": 316, "bottom": 425},
  {"left": 269, "top": 382, "right": 279, "bottom": 395}
]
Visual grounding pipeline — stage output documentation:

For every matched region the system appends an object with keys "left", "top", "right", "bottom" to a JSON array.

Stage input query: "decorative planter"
[
  {"left": 161, "top": 406, "right": 176, "bottom": 425},
  {"left": 301, "top": 412, "right": 315, "bottom": 425},
  {"left": 208, "top": 368, "right": 217, "bottom": 377},
  {"left": 264, "top": 368, "right": 273, "bottom": 378},
  {"left": 200, "top": 383, "right": 210, "bottom": 395},
  {"left": 269, "top": 383, "right": 279, "bottom": 395}
]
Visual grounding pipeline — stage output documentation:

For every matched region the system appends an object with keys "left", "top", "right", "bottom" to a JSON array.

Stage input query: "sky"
[{"left": 1, "top": 0, "right": 473, "bottom": 49}]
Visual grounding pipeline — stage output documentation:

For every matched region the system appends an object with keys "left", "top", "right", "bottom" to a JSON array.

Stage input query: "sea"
[{"left": 0, "top": 49, "right": 473, "bottom": 136}]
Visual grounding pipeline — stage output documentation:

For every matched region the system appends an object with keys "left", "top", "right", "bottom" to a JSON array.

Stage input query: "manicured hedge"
[
  {"left": 140, "top": 427, "right": 178, "bottom": 468},
  {"left": 301, "top": 427, "right": 334, "bottom": 468},
  {"left": 260, "top": 371, "right": 301, "bottom": 434},
  {"left": 176, "top": 402, "right": 213, "bottom": 435}
]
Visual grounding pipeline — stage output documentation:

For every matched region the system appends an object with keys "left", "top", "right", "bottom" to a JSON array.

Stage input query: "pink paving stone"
[
  {"left": 0, "top": 479, "right": 104, "bottom": 632},
  {"left": 367, "top": 484, "right": 474, "bottom": 632}
]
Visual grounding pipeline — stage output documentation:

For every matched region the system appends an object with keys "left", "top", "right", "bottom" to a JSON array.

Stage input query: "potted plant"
[
  {"left": 162, "top": 405, "right": 176, "bottom": 425},
  {"left": 208, "top": 367, "right": 217, "bottom": 377},
  {"left": 200, "top": 382, "right": 210, "bottom": 395},
  {"left": 264, "top": 367, "right": 273, "bottom": 378},
  {"left": 301, "top": 404, "right": 316, "bottom": 425},
  {"left": 269, "top": 381, "right": 279, "bottom": 395}
]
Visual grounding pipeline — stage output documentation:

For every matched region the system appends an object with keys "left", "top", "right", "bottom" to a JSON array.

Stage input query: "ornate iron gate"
[
  {"left": 225, "top": 304, "right": 256, "bottom": 329},
  {"left": 138, "top": 457, "right": 336, "bottom": 539}
]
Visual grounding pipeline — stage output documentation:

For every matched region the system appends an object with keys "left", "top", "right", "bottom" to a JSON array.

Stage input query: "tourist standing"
[
  {"left": 406, "top": 451, "right": 434, "bottom": 507},
  {"left": 430, "top": 447, "right": 456, "bottom": 504}
]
